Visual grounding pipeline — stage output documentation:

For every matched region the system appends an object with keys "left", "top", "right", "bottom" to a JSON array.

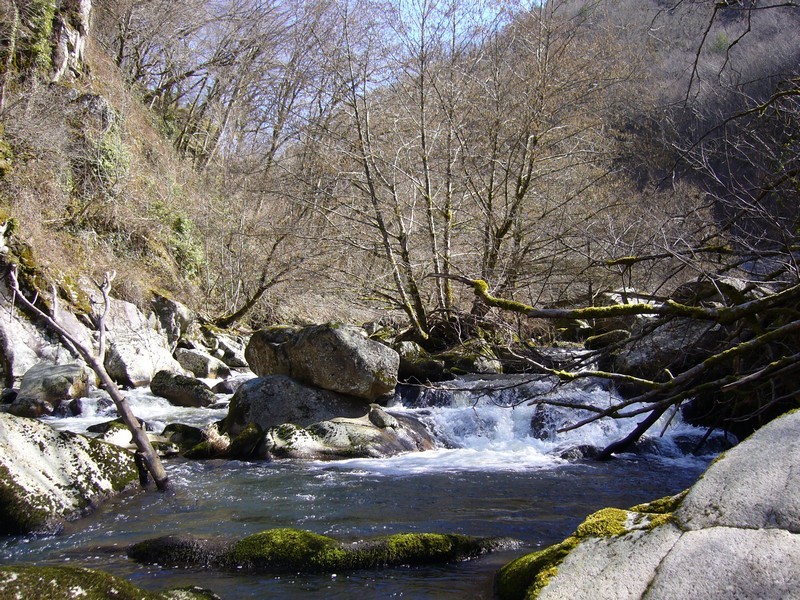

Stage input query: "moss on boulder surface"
[
  {"left": 0, "top": 566, "right": 219, "bottom": 600},
  {"left": 130, "top": 528, "right": 518, "bottom": 574},
  {"left": 0, "top": 413, "right": 138, "bottom": 534},
  {"left": 495, "top": 500, "right": 685, "bottom": 600},
  {"left": 496, "top": 410, "right": 800, "bottom": 600}
]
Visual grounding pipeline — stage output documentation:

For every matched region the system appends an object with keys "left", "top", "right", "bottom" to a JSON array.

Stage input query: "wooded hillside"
[{"left": 0, "top": 0, "right": 798, "bottom": 454}]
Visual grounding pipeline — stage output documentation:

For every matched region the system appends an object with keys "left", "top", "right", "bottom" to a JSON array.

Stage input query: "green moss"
[
  {"left": 472, "top": 279, "right": 535, "bottom": 314},
  {"left": 228, "top": 423, "right": 264, "bottom": 460},
  {"left": 630, "top": 491, "right": 688, "bottom": 515},
  {"left": 573, "top": 507, "right": 630, "bottom": 538},
  {"left": 84, "top": 437, "right": 138, "bottom": 491},
  {"left": 19, "top": 0, "right": 56, "bottom": 75},
  {"left": 496, "top": 493, "right": 691, "bottom": 599},
  {"left": 382, "top": 533, "right": 476, "bottom": 564},
  {"left": 183, "top": 440, "right": 219, "bottom": 459},
  {"left": 57, "top": 272, "right": 93, "bottom": 314},
  {"left": 0, "top": 565, "right": 164, "bottom": 600},
  {"left": 0, "top": 463, "right": 54, "bottom": 534},
  {"left": 495, "top": 537, "right": 579, "bottom": 600},
  {"left": 229, "top": 528, "right": 348, "bottom": 571}
]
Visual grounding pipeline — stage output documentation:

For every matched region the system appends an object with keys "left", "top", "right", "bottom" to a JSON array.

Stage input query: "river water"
[{"left": 0, "top": 375, "right": 728, "bottom": 599}]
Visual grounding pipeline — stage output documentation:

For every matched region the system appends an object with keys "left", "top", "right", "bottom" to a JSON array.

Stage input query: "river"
[{"left": 0, "top": 375, "right": 727, "bottom": 599}]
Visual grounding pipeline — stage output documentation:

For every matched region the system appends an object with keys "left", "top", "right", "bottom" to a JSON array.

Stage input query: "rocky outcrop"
[
  {"left": 496, "top": 409, "right": 800, "bottom": 600},
  {"left": 245, "top": 323, "right": 399, "bottom": 401},
  {"left": 612, "top": 317, "right": 724, "bottom": 382},
  {"left": 0, "top": 281, "right": 92, "bottom": 387},
  {"left": 103, "top": 298, "right": 185, "bottom": 387},
  {"left": 204, "top": 328, "right": 248, "bottom": 368},
  {"left": 175, "top": 347, "right": 231, "bottom": 379},
  {"left": 152, "top": 292, "right": 195, "bottom": 351},
  {"left": 129, "top": 528, "right": 518, "bottom": 573},
  {"left": 51, "top": 0, "right": 92, "bottom": 82},
  {"left": 150, "top": 370, "right": 217, "bottom": 408},
  {"left": 264, "top": 406, "right": 436, "bottom": 459},
  {"left": 9, "top": 361, "right": 91, "bottom": 417},
  {"left": 0, "top": 565, "right": 221, "bottom": 600},
  {"left": 221, "top": 375, "right": 369, "bottom": 437},
  {"left": 0, "top": 412, "right": 138, "bottom": 534}
]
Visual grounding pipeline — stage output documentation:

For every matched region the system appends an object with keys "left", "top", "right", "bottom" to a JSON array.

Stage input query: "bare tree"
[{"left": 8, "top": 267, "right": 171, "bottom": 490}]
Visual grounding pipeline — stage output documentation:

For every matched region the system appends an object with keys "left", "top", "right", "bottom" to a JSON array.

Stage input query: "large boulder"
[
  {"left": 264, "top": 405, "right": 437, "bottom": 459},
  {"left": 220, "top": 375, "right": 368, "bottom": 437},
  {"left": 496, "top": 409, "right": 800, "bottom": 600},
  {"left": 245, "top": 323, "right": 399, "bottom": 401},
  {"left": 244, "top": 326, "right": 299, "bottom": 376},
  {"left": 9, "top": 361, "right": 91, "bottom": 417},
  {"left": 150, "top": 370, "right": 217, "bottom": 408},
  {"left": 0, "top": 412, "right": 138, "bottom": 534},
  {"left": 103, "top": 298, "right": 185, "bottom": 387},
  {"left": 0, "top": 280, "right": 93, "bottom": 387}
]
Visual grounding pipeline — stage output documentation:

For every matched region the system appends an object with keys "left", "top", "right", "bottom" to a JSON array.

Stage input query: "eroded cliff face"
[{"left": 51, "top": 0, "right": 92, "bottom": 82}]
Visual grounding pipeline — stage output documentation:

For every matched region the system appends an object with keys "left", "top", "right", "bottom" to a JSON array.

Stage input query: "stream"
[{"left": 0, "top": 375, "right": 729, "bottom": 599}]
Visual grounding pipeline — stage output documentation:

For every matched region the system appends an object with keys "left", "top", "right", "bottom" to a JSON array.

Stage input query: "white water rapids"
[{"left": 42, "top": 372, "right": 730, "bottom": 475}]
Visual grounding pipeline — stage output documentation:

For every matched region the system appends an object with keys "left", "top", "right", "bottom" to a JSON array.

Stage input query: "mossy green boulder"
[
  {"left": 496, "top": 410, "right": 800, "bottom": 600},
  {"left": 0, "top": 565, "right": 219, "bottom": 600},
  {"left": 0, "top": 413, "right": 138, "bottom": 534},
  {"left": 130, "top": 528, "right": 518, "bottom": 573}
]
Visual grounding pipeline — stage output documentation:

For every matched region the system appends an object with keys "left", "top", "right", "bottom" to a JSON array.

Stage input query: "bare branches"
[{"left": 7, "top": 266, "right": 170, "bottom": 491}]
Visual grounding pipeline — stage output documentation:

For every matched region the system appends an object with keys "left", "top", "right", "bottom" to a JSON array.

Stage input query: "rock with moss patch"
[
  {"left": 130, "top": 528, "right": 519, "bottom": 573},
  {"left": 496, "top": 410, "right": 800, "bottom": 600},
  {"left": 0, "top": 412, "right": 138, "bottom": 534},
  {"left": 395, "top": 340, "right": 447, "bottom": 382},
  {"left": 0, "top": 565, "right": 220, "bottom": 600}
]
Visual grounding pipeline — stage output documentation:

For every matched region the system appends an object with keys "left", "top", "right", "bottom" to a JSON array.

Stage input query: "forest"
[{"left": 0, "top": 0, "right": 799, "bottom": 440}]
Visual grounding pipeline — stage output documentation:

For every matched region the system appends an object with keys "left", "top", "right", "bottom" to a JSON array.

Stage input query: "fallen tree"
[{"left": 436, "top": 273, "right": 800, "bottom": 459}]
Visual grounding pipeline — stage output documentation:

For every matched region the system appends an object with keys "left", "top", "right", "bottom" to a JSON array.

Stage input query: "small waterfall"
[{"left": 386, "top": 374, "right": 735, "bottom": 467}]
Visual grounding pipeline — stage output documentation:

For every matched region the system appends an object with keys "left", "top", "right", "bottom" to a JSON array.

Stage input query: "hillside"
[{"left": 0, "top": 0, "right": 797, "bottom": 337}]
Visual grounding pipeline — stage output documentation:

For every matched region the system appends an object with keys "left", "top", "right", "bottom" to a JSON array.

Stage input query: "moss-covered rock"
[
  {"left": 0, "top": 413, "right": 138, "bottom": 534},
  {"left": 0, "top": 565, "right": 220, "bottom": 600},
  {"left": 131, "top": 528, "right": 519, "bottom": 574},
  {"left": 229, "top": 528, "right": 350, "bottom": 571},
  {"left": 227, "top": 422, "right": 266, "bottom": 460},
  {"left": 495, "top": 498, "right": 687, "bottom": 600}
]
